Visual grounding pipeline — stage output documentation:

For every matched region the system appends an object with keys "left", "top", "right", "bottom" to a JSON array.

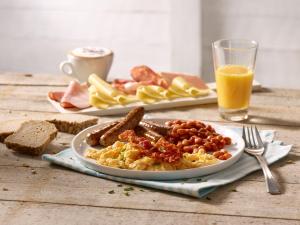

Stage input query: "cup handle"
[{"left": 60, "top": 61, "right": 74, "bottom": 76}]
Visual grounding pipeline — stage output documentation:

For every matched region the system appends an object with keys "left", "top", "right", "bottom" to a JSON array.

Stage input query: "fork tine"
[
  {"left": 254, "top": 126, "right": 264, "bottom": 147},
  {"left": 246, "top": 126, "right": 253, "bottom": 148},
  {"left": 242, "top": 126, "right": 249, "bottom": 148},
  {"left": 250, "top": 126, "right": 257, "bottom": 148}
]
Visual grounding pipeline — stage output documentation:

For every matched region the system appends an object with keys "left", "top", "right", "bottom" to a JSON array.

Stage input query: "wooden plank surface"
[
  {"left": 0, "top": 72, "right": 72, "bottom": 86},
  {"left": 0, "top": 85, "right": 300, "bottom": 127},
  {"left": 0, "top": 73, "right": 300, "bottom": 224},
  {"left": 0, "top": 164, "right": 300, "bottom": 220},
  {"left": 2, "top": 201, "right": 299, "bottom": 225}
]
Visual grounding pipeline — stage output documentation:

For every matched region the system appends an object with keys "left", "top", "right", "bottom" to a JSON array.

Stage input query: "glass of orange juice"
[{"left": 212, "top": 39, "right": 258, "bottom": 121}]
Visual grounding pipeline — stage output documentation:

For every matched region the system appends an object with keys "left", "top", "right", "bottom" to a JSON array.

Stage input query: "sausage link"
[
  {"left": 86, "top": 121, "right": 119, "bottom": 146},
  {"left": 139, "top": 121, "right": 170, "bottom": 136},
  {"left": 100, "top": 107, "right": 145, "bottom": 146},
  {"left": 134, "top": 125, "right": 162, "bottom": 142}
]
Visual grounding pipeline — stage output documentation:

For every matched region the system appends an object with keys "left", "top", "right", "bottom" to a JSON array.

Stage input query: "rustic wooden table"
[{"left": 0, "top": 73, "right": 299, "bottom": 225}]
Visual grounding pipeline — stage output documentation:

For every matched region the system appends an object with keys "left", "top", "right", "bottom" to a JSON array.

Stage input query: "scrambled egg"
[{"left": 85, "top": 141, "right": 217, "bottom": 171}]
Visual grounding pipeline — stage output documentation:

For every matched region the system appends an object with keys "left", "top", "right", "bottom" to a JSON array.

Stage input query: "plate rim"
[
  {"left": 48, "top": 92, "right": 217, "bottom": 116},
  {"left": 71, "top": 118, "right": 245, "bottom": 179}
]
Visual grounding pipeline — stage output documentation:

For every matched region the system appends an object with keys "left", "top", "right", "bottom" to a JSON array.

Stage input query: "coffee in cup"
[{"left": 60, "top": 47, "right": 113, "bottom": 82}]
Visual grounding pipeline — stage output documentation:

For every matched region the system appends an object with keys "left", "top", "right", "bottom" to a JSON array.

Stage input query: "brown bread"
[
  {"left": 0, "top": 114, "right": 98, "bottom": 141},
  {"left": 45, "top": 114, "right": 98, "bottom": 134},
  {"left": 4, "top": 120, "right": 57, "bottom": 155}
]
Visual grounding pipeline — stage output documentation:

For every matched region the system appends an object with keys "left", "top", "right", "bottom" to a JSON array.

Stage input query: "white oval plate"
[{"left": 72, "top": 119, "right": 244, "bottom": 180}]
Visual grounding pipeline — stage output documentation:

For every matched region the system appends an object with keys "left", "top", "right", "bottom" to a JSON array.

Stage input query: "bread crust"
[{"left": 46, "top": 118, "right": 98, "bottom": 134}]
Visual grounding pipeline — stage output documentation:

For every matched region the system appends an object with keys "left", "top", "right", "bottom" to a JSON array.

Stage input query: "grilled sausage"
[
  {"left": 139, "top": 121, "right": 170, "bottom": 136},
  {"left": 100, "top": 107, "right": 145, "bottom": 146},
  {"left": 86, "top": 121, "right": 119, "bottom": 146},
  {"left": 135, "top": 125, "right": 162, "bottom": 142}
]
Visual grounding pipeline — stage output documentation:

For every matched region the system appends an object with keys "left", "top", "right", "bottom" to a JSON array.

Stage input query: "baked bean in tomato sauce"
[{"left": 165, "top": 120, "right": 232, "bottom": 160}]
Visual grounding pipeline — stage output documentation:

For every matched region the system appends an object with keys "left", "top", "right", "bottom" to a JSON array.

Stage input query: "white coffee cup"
[{"left": 60, "top": 47, "right": 113, "bottom": 82}]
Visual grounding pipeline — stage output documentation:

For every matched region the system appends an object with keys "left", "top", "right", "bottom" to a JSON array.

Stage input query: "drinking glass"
[{"left": 212, "top": 39, "right": 258, "bottom": 121}]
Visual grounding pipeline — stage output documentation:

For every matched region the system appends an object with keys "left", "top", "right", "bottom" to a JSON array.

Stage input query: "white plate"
[
  {"left": 72, "top": 119, "right": 244, "bottom": 180},
  {"left": 47, "top": 80, "right": 261, "bottom": 116},
  {"left": 48, "top": 91, "right": 217, "bottom": 116}
]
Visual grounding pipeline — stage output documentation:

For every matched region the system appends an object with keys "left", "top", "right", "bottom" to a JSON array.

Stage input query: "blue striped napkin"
[{"left": 42, "top": 128, "right": 292, "bottom": 198}]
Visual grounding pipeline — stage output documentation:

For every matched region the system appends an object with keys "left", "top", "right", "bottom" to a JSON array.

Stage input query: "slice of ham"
[
  {"left": 48, "top": 81, "right": 90, "bottom": 109},
  {"left": 48, "top": 91, "right": 74, "bottom": 108},
  {"left": 112, "top": 79, "right": 136, "bottom": 94},
  {"left": 111, "top": 66, "right": 209, "bottom": 95},
  {"left": 48, "top": 91, "right": 64, "bottom": 102},
  {"left": 123, "top": 82, "right": 140, "bottom": 95},
  {"left": 112, "top": 79, "right": 155, "bottom": 95},
  {"left": 160, "top": 72, "right": 209, "bottom": 89},
  {"left": 131, "top": 65, "right": 168, "bottom": 88},
  {"left": 112, "top": 65, "right": 168, "bottom": 95},
  {"left": 131, "top": 65, "right": 158, "bottom": 82},
  {"left": 112, "top": 79, "right": 133, "bottom": 85}
]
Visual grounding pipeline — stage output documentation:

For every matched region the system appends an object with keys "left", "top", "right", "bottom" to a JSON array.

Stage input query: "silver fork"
[{"left": 242, "top": 126, "right": 281, "bottom": 194}]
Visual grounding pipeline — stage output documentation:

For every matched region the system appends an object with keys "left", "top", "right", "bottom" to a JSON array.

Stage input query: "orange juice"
[{"left": 215, "top": 65, "right": 253, "bottom": 109}]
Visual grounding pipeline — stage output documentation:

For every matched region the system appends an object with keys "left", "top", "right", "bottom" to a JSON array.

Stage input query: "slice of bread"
[
  {"left": 0, "top": 114, "right": 98, "bottom": 141},
  {"left": 0, "top": 119, "right": 26, "bottom": 142},
  {"left": 4, "top": 120, "right": 57, "bottom": 155},
  {"left": 45, "top": 114, "right": 98, "bottom": 134}
]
